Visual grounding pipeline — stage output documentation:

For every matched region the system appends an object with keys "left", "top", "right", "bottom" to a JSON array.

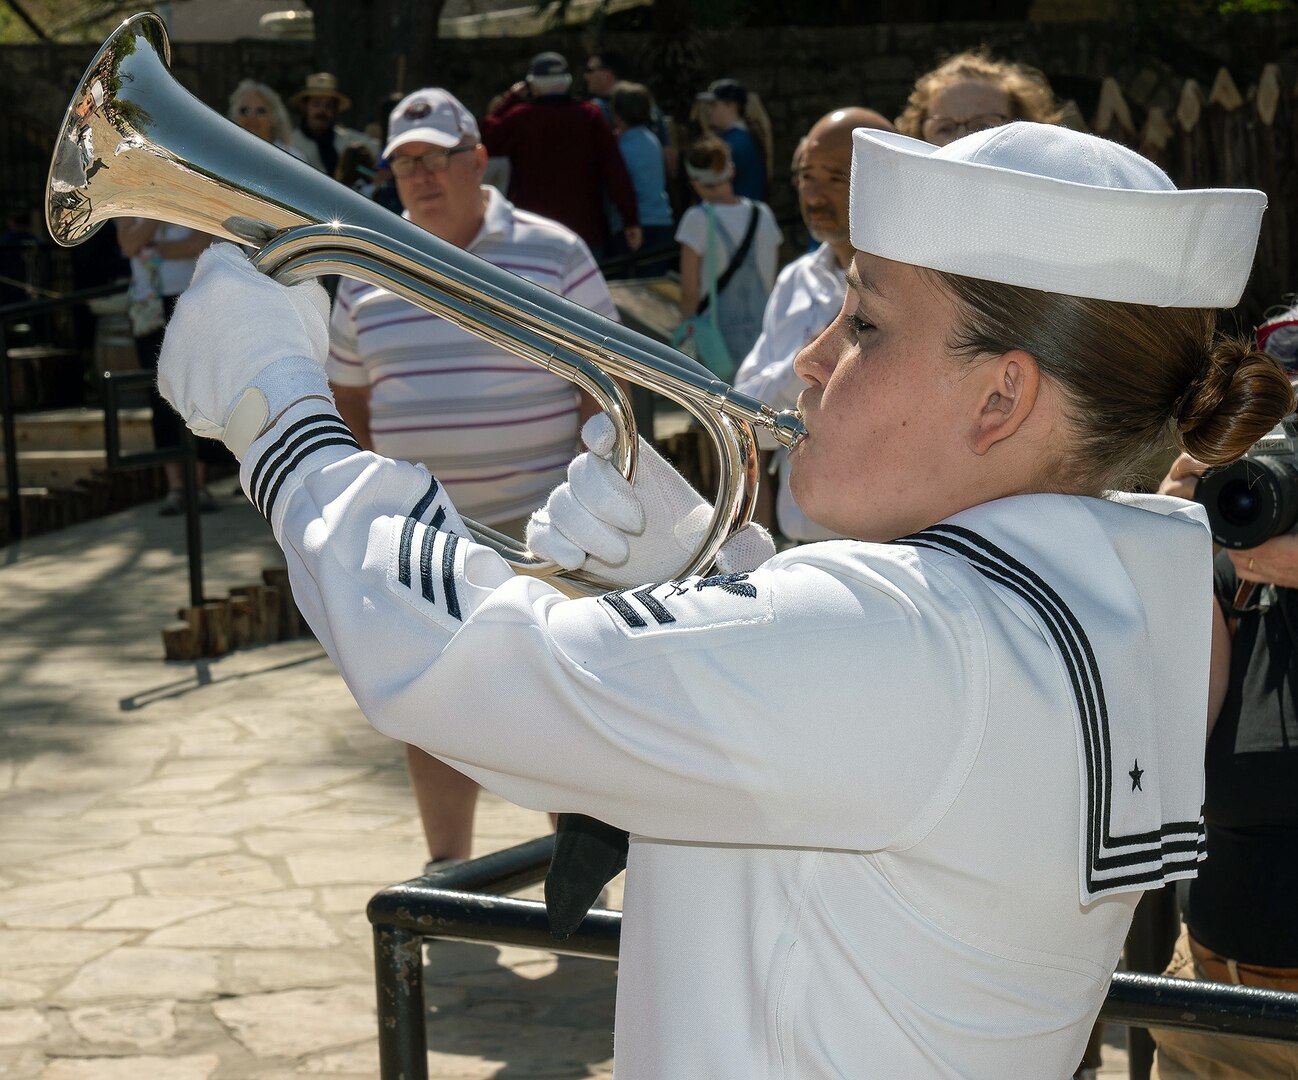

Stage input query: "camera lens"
[
  {"left": 1217, "top": 478, "right": 1261, "bottom": 528},
  {"left": 1195, "top": 455, "right": 1298, "bottom": 548}
]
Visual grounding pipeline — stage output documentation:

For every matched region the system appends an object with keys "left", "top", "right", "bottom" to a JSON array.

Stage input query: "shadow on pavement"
[
  {"left": 118, "top": 647, "right": 328, "bottom": 711},
  {"left": 422, "top": 941, "right": 616, "bottom": 1078}
]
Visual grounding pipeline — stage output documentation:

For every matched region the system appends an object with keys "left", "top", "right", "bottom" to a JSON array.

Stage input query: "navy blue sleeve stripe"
[
  {"left": 419, "top": 522, "right": 438, "bottom": 603},
  {"left": 261, "top": 436, "right": 361, "bottom": 523},
  {"left": 441, "top": 532, "right": 461, "bottom": 621},
  {"left": 253, "top": 419, "right": 356, "bottom": 514},
  {"left": 399, "top": 477, "right": 442, "bottom": 587},
  {"left": 249, "top": 414, "right": 354, "bottom": 510},
  {"left": 254, "top": 423, "right": 357, "bottom": 516},
  {"left": 256, "top": 426, "right": 358, "bottom": 517}
]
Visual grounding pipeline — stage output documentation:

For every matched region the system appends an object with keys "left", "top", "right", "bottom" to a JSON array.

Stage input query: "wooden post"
[
  {"left": 1175, "top": 79, "right": 1206, "bottom": 191},
  {"left": 1092, "top": 77, "right": 1135, "bottom": 145},
  {"left": 1057, "top": 99, "right": 1089, "bottom": 133},
  {"left": 229, "top": 585, "right": 273, "bottom": 643},
  {"left": 228, "top": 594, "right": 256, "bottom": 649},
  {"left": 1208, "top": 67, "right": 1244, "bottom": 112},
  {"left": 200, "top": 601, "right": 231, "bottom": 657},
  {"left": 1139, "top": 107, "right": 1173, "bottom": 170},
  {"left": 262, "top": 567, "right": 301, "bottom": 639},
  {"left": 162, "top": 620, "right": 202, "bottom": 661},
  {"left": 259, "top": 587, "right": 282, "bottom": 642}
]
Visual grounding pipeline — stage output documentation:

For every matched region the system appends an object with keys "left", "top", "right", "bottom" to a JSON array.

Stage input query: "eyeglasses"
[
  {"left": 921, "top": 112, "right": 1008, "bottom": 144},
  {"left": 793, "top": 169, "right": 850, "bottom": 189},
  {"left": 389, "top": 145, "right": 476, "bottom": 177},
  {"left": 238, "top": 105, "right": 269, "bottom": 117}
]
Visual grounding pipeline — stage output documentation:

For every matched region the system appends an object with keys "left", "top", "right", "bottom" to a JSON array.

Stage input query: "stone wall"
[{"left": 7, "top": 13, "right": 1298, "bottom": 280}]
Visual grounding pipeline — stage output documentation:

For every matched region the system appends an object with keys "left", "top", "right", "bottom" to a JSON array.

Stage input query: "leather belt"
[{"left": 1189, "top": 934, "right": 1298, "bottom": 992}]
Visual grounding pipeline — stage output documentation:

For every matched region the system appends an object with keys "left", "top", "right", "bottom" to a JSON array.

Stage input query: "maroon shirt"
[{"left": 481, "top": 92, "right": 639, "bottom": 253}]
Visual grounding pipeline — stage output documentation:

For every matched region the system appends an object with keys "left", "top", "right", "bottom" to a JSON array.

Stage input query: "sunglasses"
[
  {"left": 238, "top": 105, "right": 269, "bottom": 117},
  {"left": 389, "top": 144, "right": 476, "bottom": 177}
]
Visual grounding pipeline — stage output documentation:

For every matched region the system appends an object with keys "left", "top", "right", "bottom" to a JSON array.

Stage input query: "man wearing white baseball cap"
[
  {"left": 159, "top": 120, "right": 1293, "bottom": 1076},
  {"left": 325, "top": 87, "right": 619, "bottom": 877}
]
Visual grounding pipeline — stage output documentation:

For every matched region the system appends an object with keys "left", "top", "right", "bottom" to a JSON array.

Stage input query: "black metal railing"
[
  {"left": 368, "top": 836, "right": 1298, "bottom": 1080},
  {"left": 102, "top": 368, "right": 205, "bottom": 607},
  {"left": 1, "top": 281, "right": 208, "bottom": 606},
  {"left": 0, "top": 279, "right": 128, "bottom": 541},
  {"left": 596, "top": 240, "right": 678, "bottom": 280}
]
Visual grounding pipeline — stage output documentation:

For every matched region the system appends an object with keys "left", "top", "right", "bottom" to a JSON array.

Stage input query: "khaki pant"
[{"left": 1151, "top": 929, "right": 1298, "bottom": 1079}]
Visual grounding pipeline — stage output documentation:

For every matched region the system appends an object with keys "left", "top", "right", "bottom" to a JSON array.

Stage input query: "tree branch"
[{"left": 3, "top": 0, "right": 49, "bottom": 40}]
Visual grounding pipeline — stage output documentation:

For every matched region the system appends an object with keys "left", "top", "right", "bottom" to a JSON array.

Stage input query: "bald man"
[{"left": 734, "top": 107, "right": 894, "bottom": 543}]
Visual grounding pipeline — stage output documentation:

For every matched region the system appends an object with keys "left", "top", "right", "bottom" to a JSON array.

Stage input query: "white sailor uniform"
[{"left": 244, "top": 397, "right": 1211, "bottom": 1079}]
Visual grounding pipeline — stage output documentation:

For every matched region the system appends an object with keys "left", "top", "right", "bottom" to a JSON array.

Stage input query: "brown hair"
[
  {"left": 686, "top": 135, "right": 732, "bottom": 175},
  {"left": 610, "top": 81, "right": 653, "bottom": 129},
  {"left": 931, "top": 272, "right": 1296, "bottom": 491},
  {"left": 896, "top": 47, "right": 1062, "bottom": 139},
  {"left": 743, "top": 90, "right": 775, "bottom": 181}
]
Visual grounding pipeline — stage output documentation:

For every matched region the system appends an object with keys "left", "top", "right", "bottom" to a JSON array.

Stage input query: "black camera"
[{"left": 1195, "top": 415, "right": 1298, "bottom": 549}]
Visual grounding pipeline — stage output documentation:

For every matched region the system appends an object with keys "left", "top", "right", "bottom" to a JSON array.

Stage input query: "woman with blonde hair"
[
  {"left": 227, "top": 78, "right": 305, "bottom": 161},
  {"left": 897, "top": 47, "right": 1062, "bottom": 146},
  {"left": 158, "top": 121, "right": 1291, "bottom": 1077}
]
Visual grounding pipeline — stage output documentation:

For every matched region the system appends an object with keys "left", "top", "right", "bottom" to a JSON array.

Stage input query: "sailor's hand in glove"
[
  {"left": 526, "top": 414, "right": 775, "bottom": 587},
  {"left": 157, "top": 243, "right": 333, "bottom": 459}
]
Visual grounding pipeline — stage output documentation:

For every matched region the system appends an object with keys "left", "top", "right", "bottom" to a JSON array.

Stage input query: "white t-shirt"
[
  {"left": 325, "top": 188, "right": 618, "bottom": 525},
  {"left": 239, "top": 394, "right": 1213, "bottom": 1079},
  {"left": 676, "top": 199, "right": 781, "bottom": 294},
  {"left": 126, "top": 222, "right": 199, "bottom": 299}
]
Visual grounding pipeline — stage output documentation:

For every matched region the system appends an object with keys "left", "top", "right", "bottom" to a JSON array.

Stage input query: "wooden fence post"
[{"left": 1093, "top": 76, "right": 1136, "bottom": 146}]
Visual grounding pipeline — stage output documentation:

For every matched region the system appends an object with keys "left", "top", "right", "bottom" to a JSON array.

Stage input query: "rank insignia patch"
[{"left": 599, "top": 572, "right": 771, "bottom": 635}]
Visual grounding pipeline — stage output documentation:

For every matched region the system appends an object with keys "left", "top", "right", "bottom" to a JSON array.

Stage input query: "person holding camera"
[{"left": 1153, "top": 407, "right": 1298, "bottom": 1076}]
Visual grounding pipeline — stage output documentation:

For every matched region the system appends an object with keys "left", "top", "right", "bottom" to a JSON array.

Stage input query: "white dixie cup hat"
[{"left": 848, "top": 121, "right": 1267, "bottom": 308}]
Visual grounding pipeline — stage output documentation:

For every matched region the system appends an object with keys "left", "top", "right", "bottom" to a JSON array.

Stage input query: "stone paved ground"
[{"left": 0, "top": 480, "right": 1127, "bottom": 1078}]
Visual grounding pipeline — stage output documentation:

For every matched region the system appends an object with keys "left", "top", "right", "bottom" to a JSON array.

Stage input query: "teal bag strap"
[{"left": 700, "top": 203, "right": 721, "bottom": 319}]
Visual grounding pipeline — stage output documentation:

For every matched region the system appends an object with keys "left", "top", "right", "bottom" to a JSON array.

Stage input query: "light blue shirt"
[
  {"left": 719, "top": 124, "right": 767, "bottom": 201},
  {"left": 617, "top": 127, "right": 674, "bottom": 229}
]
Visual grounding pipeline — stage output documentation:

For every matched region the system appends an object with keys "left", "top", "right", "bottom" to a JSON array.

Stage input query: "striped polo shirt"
[{"left": 326, "top": 188, "right": 618, "bottom": 525}]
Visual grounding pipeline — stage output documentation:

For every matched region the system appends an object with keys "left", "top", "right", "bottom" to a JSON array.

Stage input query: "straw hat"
[{"left": 290, "top": 72, "right": 351, "bottom": 112}]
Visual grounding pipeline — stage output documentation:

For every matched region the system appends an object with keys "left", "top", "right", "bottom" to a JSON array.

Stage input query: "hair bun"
[{"left": 1178, "top": 338, "right": 1294, "bottom": 466}]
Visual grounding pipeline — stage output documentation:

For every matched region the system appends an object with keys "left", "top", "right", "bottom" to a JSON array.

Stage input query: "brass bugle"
[{"left": 47, "top": 12, "right": 805, "bottom": 596}]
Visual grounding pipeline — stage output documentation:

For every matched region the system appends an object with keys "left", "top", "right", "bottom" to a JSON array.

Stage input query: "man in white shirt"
[
  {"left": 326, "top": 87, "right": 618, "bottom": 870},
  {"left": 734, "top": 107, "right": 893, "bottom": 542}
]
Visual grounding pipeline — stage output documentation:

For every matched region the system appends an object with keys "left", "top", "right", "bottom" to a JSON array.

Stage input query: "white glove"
[
  {"left": 157, "top": 243, "right": 333, "bottom": 459},
  {"left": 526, "top": 414, "right": 775, "bottom": 587}
]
